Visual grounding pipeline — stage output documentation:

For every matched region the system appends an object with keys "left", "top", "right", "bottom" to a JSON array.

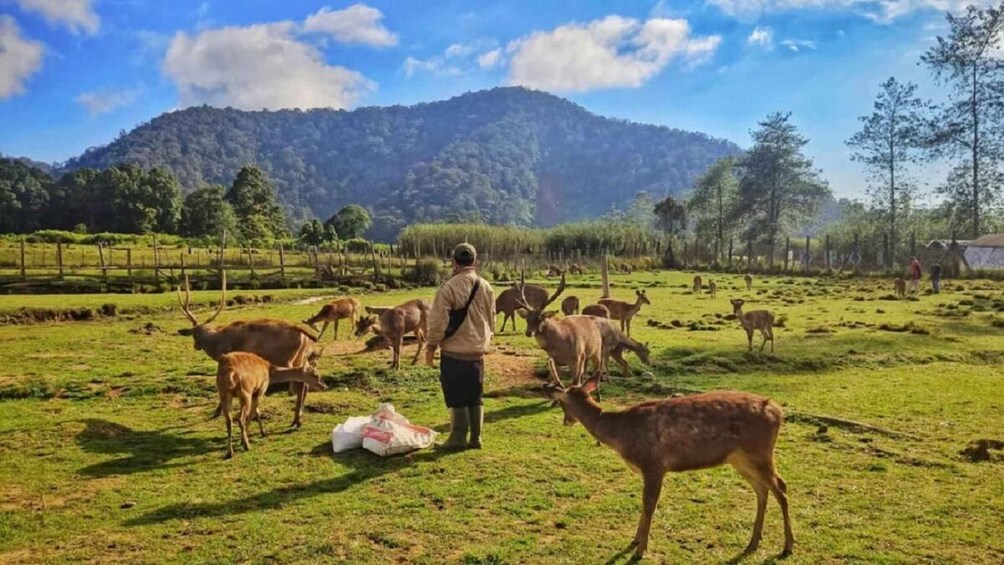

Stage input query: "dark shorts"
[{"left": 440, "top": 354, "right": 484, "bottom": 408}]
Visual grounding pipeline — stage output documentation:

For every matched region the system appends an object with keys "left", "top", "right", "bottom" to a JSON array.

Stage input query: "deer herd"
[{"left": 175, "top": 266, "right": 791, "bottom": 558}]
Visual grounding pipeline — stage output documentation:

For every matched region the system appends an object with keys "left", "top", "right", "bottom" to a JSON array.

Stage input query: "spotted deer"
[
  {"left": 731, "top": 298, "right": 775, "bottom": 353},
  {"left": 545, "top": 378, "right": 794, "bottom": 559},
  {"left": 354, "top": 299, "right": 431, "bottom": 369},
  {"left": 302, "top": 297, "right": 361, "bottom": 340},
  {"left": 598, "top": 290, "right": 651, "bottom": 337}
]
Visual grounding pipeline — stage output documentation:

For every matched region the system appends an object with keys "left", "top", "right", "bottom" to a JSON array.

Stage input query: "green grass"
[{"left": 2, "top": 271, "right": 1004, "bottom": 563}]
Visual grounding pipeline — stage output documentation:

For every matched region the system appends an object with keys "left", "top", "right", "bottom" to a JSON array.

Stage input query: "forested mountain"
[{"left": 63, "top": 87, "right": 740, "bottom": 240}]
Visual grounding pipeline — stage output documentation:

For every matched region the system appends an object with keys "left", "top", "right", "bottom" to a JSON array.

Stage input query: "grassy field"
[{"left": 1, "top": 271, "right": 1003, "bottom": 563}]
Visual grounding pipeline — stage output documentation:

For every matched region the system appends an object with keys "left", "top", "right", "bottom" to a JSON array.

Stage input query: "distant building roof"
[
  {"left": 927, "top": 239, "right": 973, "bottom": 250},
  {"left": 969, "top": 234, "right": 1004, "bottom": 247}
]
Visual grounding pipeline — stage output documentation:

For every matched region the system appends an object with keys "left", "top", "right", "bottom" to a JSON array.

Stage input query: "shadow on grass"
[
  {"left": 75, "top": 418, "right": 216, "bottom": 478},
  {"left": 123, "top": 448, "right": 452, "bottom": 527}
]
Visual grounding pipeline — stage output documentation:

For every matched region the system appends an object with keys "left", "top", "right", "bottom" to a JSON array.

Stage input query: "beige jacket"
[{"left": 427, "top": 267, "right": 495, "bottom": 360}]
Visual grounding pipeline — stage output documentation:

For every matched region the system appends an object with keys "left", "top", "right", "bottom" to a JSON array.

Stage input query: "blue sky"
[{"left": 0, "top": 0, "right": 969, "bottom": 200}]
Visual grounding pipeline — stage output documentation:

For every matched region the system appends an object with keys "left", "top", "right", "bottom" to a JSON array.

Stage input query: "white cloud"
[
  {"left": 780, "top": 38, "right": 817, "bottom": 51},
  {"left": 303, "top": 4, "right": 397, "bottom": 47},
  {"left": 0, "top": 16, "right": 44, "bottom": 99},
  {"left": 74, "top": 89, "right": 137, "bottom": 115},
  {"left": 707, "top": 0, "right": 976, "bottom": 24},
  {"left": 747, "top": 25, "right": 773, "bottom": 49},
  {"left": 477, "top": 48, "right": 502, "bottom": 69},
  {"left": 403, "top": 55, "right": 462, "bottom": 77},
  {"left": 15, "top": 0, "right": 99, "bottom": 35},
  {"left": 505, "top": 16, "right": 720, "bottom": 92},
  {"left": 163, "top": 23, "right": 375, "bottom": 110},
  {"left": 404, "top": 39, "right": 497, "bottom": 77}
]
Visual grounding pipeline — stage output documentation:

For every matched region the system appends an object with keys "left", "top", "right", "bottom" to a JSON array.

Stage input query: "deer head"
[
  {"left": 271, "top": 363, "right": 328, "bottom": 391},
  {"left": 637, "top": 342, "right": 652, "bottom": 365},
  {"left": 543, "top": 376, "right": 600, "bottom": 426},
  {"left": 177, "top": 271, "right": 227, "bottom": 350},
  {"left": 731, "top": 298, "right": 745, "bottom": 316},
  {"left": 636, "top": 289, "right": 651, "bottom": 305},
  {"left": 354, "top": 315, "right": 378, "bottom": 338},
  {"left": 515, "top": 271, "right": 565, "bottom": 337}
]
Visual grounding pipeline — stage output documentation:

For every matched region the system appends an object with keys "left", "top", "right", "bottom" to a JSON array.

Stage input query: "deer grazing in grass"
[
  {"left": 745, "top": 273, "right": 753, "bottom": 291},
  {"left": 561, "top": 296, "right": 580, "bottom": 316},
  {"left": 568, "top": 263, "right": 584, "bottom": 275},
  {"left": 495, "top": 283, "right": 549, "bottom": 333},
  {"left": 354, "top": 299, "right": 431, "bottom": 369},
  {"left": 302, "top": 297, "right": 361, "bottom": 340},
  {"left": 593, "top": 319, "right": 651, "bottom": 378},
  {"left": 515, "top": 273, "right": 603, "bottom": 388},
  {"left": 731, "top": 298, "right": 775, "bottom": 353},
  {"left": 544, "top": 377, "right": 794, "bottom": 559},
  {"left": 598, "top": 290, "right": 651, "bottom": 337},
  {"left": 709, "top": 279, "right": 718, "bottom": 299},
  {"left": 581, "top": 303, "right": 610, "bottom": 318},
  {"left": 693, "top": 275, "right": 703, "bottom": 293},
  {"left": 177, "top": 272, "right": 320, "bottom": 429},
  {"left": 214, "top": 351, "right": 327, "bottom": 459},
  {"left": 894, "top": 277, "right": 906, "bottom": 298}
]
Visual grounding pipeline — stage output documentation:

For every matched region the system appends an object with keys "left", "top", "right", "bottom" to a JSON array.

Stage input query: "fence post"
[
  {"left": 246, "top": 243, "right": 255, "bottom": 278},
  {"left": 747, "top": 236, "right": 754, "bottom": 272},
  {"left": 56, "top": 241, "right": 64, "bottom": 280},
  {"left": 601, "top": 255, "right": 610, "bottom": 299},
  {"left": 97, "top": 243, "right": 108, "bottom": 282},
  {"left": 127, "top": 248, "right": 133, "bottom": 281},
  {"left": 278, "top": 241, "right": 286, "bottom": 282},
  {"left": 218, "top": 229, "right": 227, "bottom": 270},
  {"left": 910, "top": 231, "right": 917, "bottom": 258},
  {"left": 825, "top": 235, "right": 831, "bottom": 270},
  {"left": 19, "top": 237, "right": 26, "bottom": 280},
  {"left": 370, "top": 242, "right": 380, "bottom": 282},
  {"left": 728, "top": 237, "right": 734, "bottom": 269},
  {"left": 804, "top": 236, "right": 810, "bottom": 273},
  {"left": 784, "top": 236, "right": 790, "bottom": 272}
]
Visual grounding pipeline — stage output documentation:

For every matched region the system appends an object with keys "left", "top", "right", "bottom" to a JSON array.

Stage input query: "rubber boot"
[
  {"left": 467, "top": 405, "right": 484, "bottom": 449},
  {"left": 438, "top": 408, "right": 469, "bottom": 451}
]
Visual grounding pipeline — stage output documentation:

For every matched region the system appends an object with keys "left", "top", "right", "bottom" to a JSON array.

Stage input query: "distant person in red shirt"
[{"left": 908, "top": 257, "right": 922, "bottom": 293}]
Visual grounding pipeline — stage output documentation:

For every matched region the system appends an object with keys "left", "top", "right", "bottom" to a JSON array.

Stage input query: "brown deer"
[
  {"left": 495, "top": 283, "right": 548, "bottom": 333},
  {"left": 214, "top": 351, "right": 327, "bottom": 459},
  {"left": 544, "top": 378, "right": 794, "bottom": 559},
  {"left": 546, "top": 264, "right": 563, "bottom": 277},
  {"left": 731, "top": 299, "right": 775, "bottom": 353},
  {"left": 893, "top": 277, "right": 906, "bottom": 298},
  {"left": 581, "top": 303, "right": 610, "bottom": 318},
  {"left": 561, "top": 296, "right": 580, "bottom": 316},
  {"left": 708, "top": 280, "right": 717, "bottom": 299},
  {"left": 177, "top": 272, "right": 319, "bottom": 429},
  {"left": 594, "top": 320, "right": 651, "bottom": 377},
  {"left": 744, "top": 273, "right": 753, "bottom": 291},
  {"left": 354, "top": 299, "right": 431, "bottom": 369},
  {"left": 598, "top": 290, "right": 651, "bottom": 337},
  {"left": 515, "top": 273, "right": 603, "bottom": 388},
  {"left": 568, "top": 263, "right": 584, "bottom": 275},
  {"left": 693, "top": 275, "right": 703, "bottom": 293},
  {"left": 302, "top": 297, "right": 361, "bottom": 340}
]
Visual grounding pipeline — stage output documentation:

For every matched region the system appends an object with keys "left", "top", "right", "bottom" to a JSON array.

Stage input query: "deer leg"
[
  {"left": 238, "top": 395, "right": 252, "bottom": 451},
  {"left": 547, "top": 358, "right": 566, "bottom": 389},
  {"left": 632, "top": 471, "right": 665, "bottom": 557},
  {"left": 771, "top": 473, "right": 794, "bottom": 556},
  {"left": 392, "top": 334, "right": 403, "bottom": 369},
  {"left": 411, "top": 330, "right": 425, "bottom": 365},
  {"left": 769, "top": 329, "right": 775, "bottom": 353},
  {"left": 333, "top": 318, "right": 340, "bottom": 341},
  {"left": 289, "top": 382, "right": 307, "bottom": 429},
  {"left": 747, "top": 329, "right": 754, "bottom": 351},
  {"left": 317, "top": 321, "right": 329, "bottom": 341},
  {"left": 250, "top": 391, "right": 265, "bottom": 437},
  {"left": 223, "top": 397, "right": 234, "bottom": 459},
  {"left": 626, "top": 318, "right": 631, "bottom": 337},
  {"left": 759, "top": 330, "right": 768, "bottom": 353}
]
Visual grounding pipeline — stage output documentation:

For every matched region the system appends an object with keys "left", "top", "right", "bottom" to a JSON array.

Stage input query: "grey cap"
[{"left": 452, "top": 243, "right": 477, "bottom": 263}]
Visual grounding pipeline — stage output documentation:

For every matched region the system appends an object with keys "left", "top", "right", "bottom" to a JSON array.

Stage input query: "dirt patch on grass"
[{"left": 960, "top": 439, "right": 1004, "bottom": 462}]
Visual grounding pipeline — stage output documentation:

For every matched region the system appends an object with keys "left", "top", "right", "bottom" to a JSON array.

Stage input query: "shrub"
[{"left": 407, "top": 259, "right": 448, "bottom": 286}]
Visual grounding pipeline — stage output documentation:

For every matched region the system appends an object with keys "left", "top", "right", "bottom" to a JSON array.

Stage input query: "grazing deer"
[
  {"left": 581, "top": 303, "right": 610, "bottom": 318},
  {"left": 214, "top": 351, "right": 327, "bottom": 459},
  {"left": 744, "top": 273, "right": 753, "bottom": 291},
  {"left": 545, "top": 378, "right": 794, "bottom": 559},
  {"left": 591, "top": 318, "right": 651, "bottom": 378},
  {"left": 598, "top": 290, "right": 651, "bottom": 337},
  {"left": 495, "top": 283, "right": 548, "bottom": 333},
  {"left": 354, "top": 299, "right": 431, "bottom": 369},
  {"left": 693, "top": 275, "right": 703, "bottom": 293},
  {"left": 177, "top": 272, "right": 319, "bottom": 429},
  {"left": 568, "top": 263, "right": 584, "bottom": 275},
  {"left": 515, "top": 273, "right": 603, "bottom": 387},
  {"left": 546, "top": 264, "right": 563, "bottom": 278},
  {"left": 561, "top": 296, "right": 580, "bottom": 316},
  {"left": 302, "top": 297, "right": 361, "bottom": 340},
  {"left": 731, "top": 299, "right": 775, "bottom": 353},
  {"left": 709, "top": 280, "right": 717, "bottom": 299},
  {"left": 893, "top": 278, "right": 906, "bottom": 298}
]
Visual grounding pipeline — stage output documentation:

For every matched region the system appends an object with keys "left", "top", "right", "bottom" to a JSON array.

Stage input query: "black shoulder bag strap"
[{"left": 443, "top": 279, "right": 481, "bottom": 339}]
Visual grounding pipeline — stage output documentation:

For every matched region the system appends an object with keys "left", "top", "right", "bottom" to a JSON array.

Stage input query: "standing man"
[
  {"left": 426, "top": 243, "right": 495, "bottom": 450},
  {"left": 908, "top": 257, "right": 923, "bottom": 294},
  {"left": 930, "top": 262, "right": 943, "bottom": 294}
]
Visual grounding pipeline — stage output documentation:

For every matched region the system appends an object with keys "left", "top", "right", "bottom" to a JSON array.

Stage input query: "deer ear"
[
  {"left": 581, "top": 375, "right": 600, "bottom": 395},
  {"left": 516, "top": 308, "right": 528, "bottom": 319}
]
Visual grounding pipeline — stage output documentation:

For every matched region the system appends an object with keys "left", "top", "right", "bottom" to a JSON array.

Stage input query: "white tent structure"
[{"left": 963, "top": 234, "right": 1004, "bottom": 270}]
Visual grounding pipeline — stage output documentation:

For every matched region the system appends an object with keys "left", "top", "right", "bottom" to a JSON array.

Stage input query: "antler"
[
  {"left": 176, "top": 273, "right": 199, "bottom": 326},
  {"left": 514, "top": 269, "right": 533, "bottom": 310},
  {"left": 541, "top": 272, "right": 566, "bottom": 310},
  {"left": 203, "top": 269, "right": 227, "bottom": 325}
]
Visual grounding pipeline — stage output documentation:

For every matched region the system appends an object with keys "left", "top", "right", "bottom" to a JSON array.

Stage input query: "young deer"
[
  {"left": 744, "top": 273, "right": 753, "bottom": 291},
  {"left": 893, "top": 278, "right": 906, "bottom": 298},
  {"left": 515, "top": 273, "right": 604, "bottom": 388},
  {"left": 495, "top": 284, "right": 548, "bottom": 333},
  {"left": 354, "top": 299, "right": 431, "bottom": 369},
  {"left": 561, "top": 296, "right": 580, "bottom": 316},
  {"left": 581, "top": 303, "right": 610, "bottom": 318},
  {"left": 302, "top": 297, "right": 361, "bottom": 340},
  {"left": 215, "top": 351, "right": 328, "bottom": 459},
  {"left": 731, "top": 299, "right": 775, "bottom": 353},
  {"left": 598, "top": 290, "right": 651, "bottom": 337},
  {"left": 708, "top": 280, "right": 718, "bottom": 299},
  {"left": 545, "top": 378, "right": 794, "bottom": 559},
  {"left": 592, "top": 319, "right": 651, "bottom": 377},
  {"left": 693, "top": 275, "right": 703, "bottom": 293}
]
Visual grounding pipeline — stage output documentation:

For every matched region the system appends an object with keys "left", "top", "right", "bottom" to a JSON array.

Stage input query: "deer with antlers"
[
  {"left": 515, "top": 273, "right": 604, "bottom": 388},
  {"left": 598, "top": 290, "right": 651, "bottom": 337},
  {"left": 302, "top": 297, "right": 361, "bottom": 340},
  {"left": 731, "top": 298, "right": 775, "bottom": 353},
  {"left": 177, "top": 272, "right": 320, "bottom": 429},
  {"left": 495, "top": 283, "right": 549, "bottom": 333},
  {"left": 354, "top": 299, "right": 431, "bottom": 369},
  {"left": 215, "top": 351, "right": 328, "bottom": 458},
  {"left": 544, "top": 378, "right": 794, "bottom": 559}
]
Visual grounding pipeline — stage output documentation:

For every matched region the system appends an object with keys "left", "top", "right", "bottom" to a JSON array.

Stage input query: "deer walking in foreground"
[
  {"left": 744, "top": 273, "right": 753, "bottom": 291},
  {"left": 598, "top": 290, "right": 651, "bottom": 337},
  {"left": 731, "top": 298, "right": 775, "bottom": 353},
  {"left": 516, "top": 273, "right": 604, "bottom": 387},
  {"left": 177, "top": 272, "right": 320, "bottom": 429},
  {"left": 581, "top": 303, "right": 609, "bottom": 318},
  {"left": 708, "top": 280, "right": 717, "bottom": 299},
  {"left": 214, "top": 352, "right": 327, "bottom": 459},
  {"left": 693, "top": 275, "right": 703, "bottom": 293},
  {"left": 893, "top": 278, "right": 906, "bottom": 298},
  {"left": 495, "top": 284, "right": 549, "bottom": 333},
  {"left": 561, "top": 296, "right": 580, "bottom": 316},
  {"left": 354, "top": 299, "right": 431, "bottom": 369},
  {"left": 303, "top": 297, "right": 361, "bottom": 340},
  {"left": 544, "top": 378, "right": 794, "bottom": 559}
]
